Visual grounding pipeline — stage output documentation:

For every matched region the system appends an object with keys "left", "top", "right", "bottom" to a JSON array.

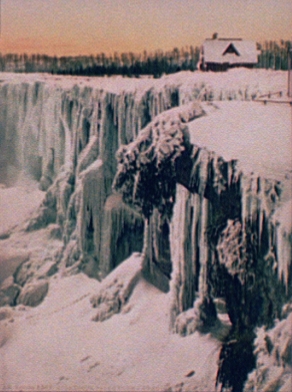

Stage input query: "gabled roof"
[
  {"left": 202, "top": 39, "right": 258, "bottom": 64},
  {"left": 222, "top": 43, "right": 240, "bottom": 56}
]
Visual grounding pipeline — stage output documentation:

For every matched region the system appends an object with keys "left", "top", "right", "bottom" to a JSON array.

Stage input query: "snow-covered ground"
[
  {"left": 0, "top": 177, "right": 45, "bottom": 285},
  {"left": 190, "top": 101, "right": 292, "bottom": 180},
  {"left": 0, "top": 69, "right": 291, "bottom": 392},
  {"left": 0, "top": 177, "right": 44, "bottom": 236},
  {"left": 0, "top": 68, "right": 288, "bottom": 99},
  {"left": 0, "top": 268, "right": 227, "bottom": 392}
]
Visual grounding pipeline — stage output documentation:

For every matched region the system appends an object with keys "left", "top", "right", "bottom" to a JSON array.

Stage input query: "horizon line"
[{"left": 0, "top": 38, "right": 291, "bottom": 58}]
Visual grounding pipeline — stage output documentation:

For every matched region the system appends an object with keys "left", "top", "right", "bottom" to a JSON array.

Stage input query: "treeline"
[
  {"left": 0, "top": 47, "right": 200, "bottom": 78},
  {"left": 256, "top": 40, "right": 291, "bottom": 70},
  {"left": 0, "top": 40, "right": 291, "bottom": 77}
]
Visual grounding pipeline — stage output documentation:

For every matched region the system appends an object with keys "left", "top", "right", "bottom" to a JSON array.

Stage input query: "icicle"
[
  {"left": 273, "top": 201, "right": 292, "bottom": 291},
  {"left": 198, "top": 197, "right": 209, "bottom": 298},
  {"left": 189, "top": 148, "right": 209, "bottom": 195},
  {"left": 169, "top": 185, "right": 188, "bottom": 319},
  {"left": 227, "top": 160, "right": 233, "bottom": 188}
]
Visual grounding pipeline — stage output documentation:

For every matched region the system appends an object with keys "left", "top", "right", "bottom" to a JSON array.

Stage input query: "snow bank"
[{"left": 0, "top": 271, "right": 221, "bottom": 392}]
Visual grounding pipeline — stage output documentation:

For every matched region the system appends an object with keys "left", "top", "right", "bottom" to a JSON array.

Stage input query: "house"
[{"left": 198, "top": 35, "right": 259, "bottom": 71}]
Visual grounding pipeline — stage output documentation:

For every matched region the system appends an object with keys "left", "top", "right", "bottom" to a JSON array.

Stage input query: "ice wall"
[
  {"left": 173, "top": 150, "right": 291, "bottom": 333},
  {"left": 0, "top": 74, "right": 189, "bottom": 279}
]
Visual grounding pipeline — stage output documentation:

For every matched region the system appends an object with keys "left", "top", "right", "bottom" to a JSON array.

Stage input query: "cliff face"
[{"left": 0, "top": 71, "right": 291, "bottom": 391}]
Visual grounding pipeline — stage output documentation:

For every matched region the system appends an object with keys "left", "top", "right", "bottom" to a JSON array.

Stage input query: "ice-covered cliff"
[
  {"left": 0, "top": 70, "right": 291, "bottom": 392},
  {"left": 0, "top": 70, "right": 288, "bottom": 277},
  {"left": 112, "top": 97, "right": 291, "bottom": 391},
  {"left": 113, "top": 100, "right": 291, "bottom": 309},
  {"left": 0, "top": 72, "right": 183, "bottom": 279}
]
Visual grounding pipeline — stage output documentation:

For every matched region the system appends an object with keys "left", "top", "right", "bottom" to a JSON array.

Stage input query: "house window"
[{"left": 223, "top": 43, "right": 240, "bottom": 56}]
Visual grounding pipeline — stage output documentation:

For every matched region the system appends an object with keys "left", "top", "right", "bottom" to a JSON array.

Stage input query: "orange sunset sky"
[{"left": 0, "top": 0, "right": 291, "bottom": 56}]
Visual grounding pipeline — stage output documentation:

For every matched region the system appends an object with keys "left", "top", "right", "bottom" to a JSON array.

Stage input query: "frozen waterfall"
[{"left": 0, "top": 70, "right": 291, "bottom": 392}]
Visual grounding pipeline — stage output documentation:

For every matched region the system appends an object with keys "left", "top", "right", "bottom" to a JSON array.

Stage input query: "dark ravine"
[{"left": 0, "top": 73, "right": 291, "bottom": 392}]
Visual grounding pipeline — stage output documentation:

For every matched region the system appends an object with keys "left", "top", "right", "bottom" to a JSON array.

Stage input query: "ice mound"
[{"left": 90, "top": 253, "right": 143, "bottom": 321}]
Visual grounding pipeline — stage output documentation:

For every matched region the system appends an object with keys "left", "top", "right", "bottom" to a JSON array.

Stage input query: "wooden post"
[{"left": 288, "top": 49, "right": 292, "bottom": 98}]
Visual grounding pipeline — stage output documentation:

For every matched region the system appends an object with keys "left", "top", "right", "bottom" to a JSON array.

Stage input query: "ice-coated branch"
[{"left": 113, "top": 102, "right": 204, "bottom": 221}]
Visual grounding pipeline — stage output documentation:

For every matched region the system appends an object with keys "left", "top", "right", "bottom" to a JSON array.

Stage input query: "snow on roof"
[{"left": 203, "top": 39, "right": 258, "bottom": 64}]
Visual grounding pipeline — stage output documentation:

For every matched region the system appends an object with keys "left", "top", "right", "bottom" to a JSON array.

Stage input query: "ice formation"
[
  {"left": 90, "top": 253, "right": 143, "bottom": 322},
  {"left": 0, "top": 70, "right": 291, "bottom": 392},
  {"left": 244, "top": 312, "right": 292, "bottom": 392}
]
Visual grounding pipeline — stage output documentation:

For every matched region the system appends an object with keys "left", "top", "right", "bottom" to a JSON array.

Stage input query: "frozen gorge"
[{"left": 0, "top": 69, "right": 291, "bottom": 392}]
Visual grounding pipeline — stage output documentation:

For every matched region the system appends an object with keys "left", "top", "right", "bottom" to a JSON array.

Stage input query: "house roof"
[{"left": 203, "top": 39, "right": 258, "bottom": 64}]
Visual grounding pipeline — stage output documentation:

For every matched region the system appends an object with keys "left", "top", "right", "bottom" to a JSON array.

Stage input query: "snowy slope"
[{"left": 0, "top": 267, "right": 225, "bottom": 392}]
